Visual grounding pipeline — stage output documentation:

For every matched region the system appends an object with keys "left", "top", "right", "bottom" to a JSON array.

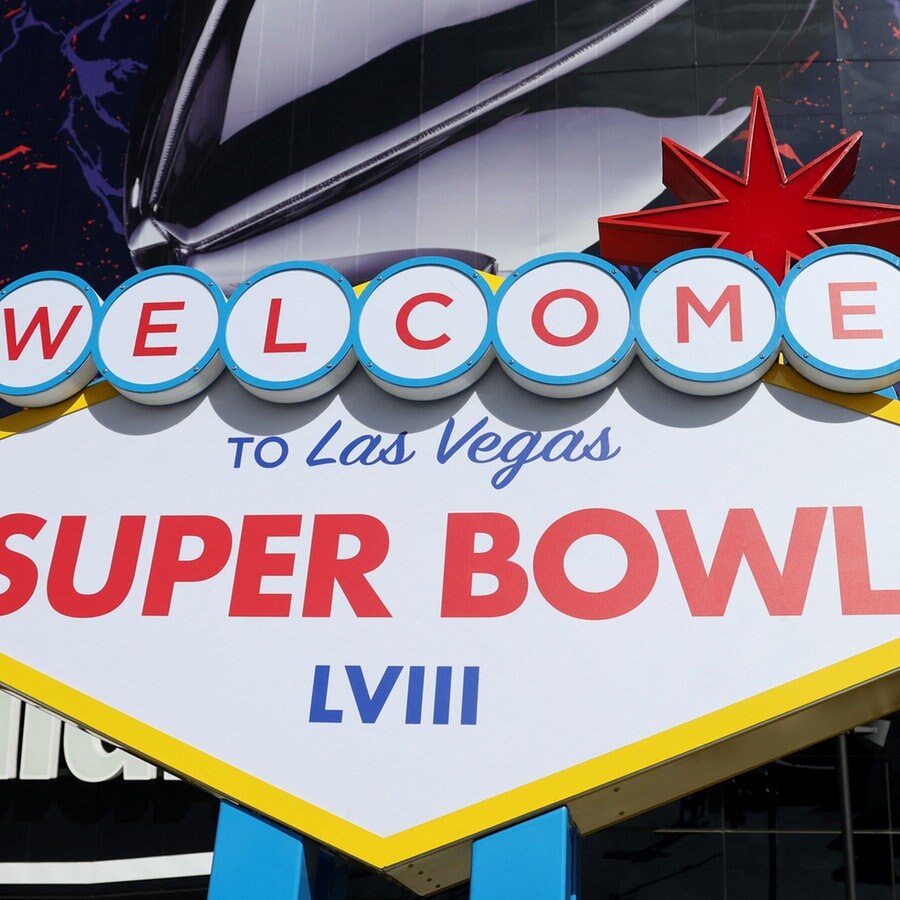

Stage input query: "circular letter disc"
[
  {"left": 782, "top": 246, "right": 900, "bottom": 393},
  {"left": 223, "top": 262, "right": 355, "bottom": 403},
  {"left": 493, "top": 254, "right": 634, "bottom": 398},
  {"left": 95, "top": 266, "right": 225, "bottom": 405},
  {"left": 0, "top": 271, "right": 99, "bottom": 407},
  {"left": 636, "top": 250, "right": 780, "bottom": 396},
  {"left": 355, "top": 257, "right": 493, "bottom": 400}
]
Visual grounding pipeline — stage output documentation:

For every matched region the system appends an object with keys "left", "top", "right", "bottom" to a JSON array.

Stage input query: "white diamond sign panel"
[{"left": 0, "top": 361, "right": 898, "bottom": 879}]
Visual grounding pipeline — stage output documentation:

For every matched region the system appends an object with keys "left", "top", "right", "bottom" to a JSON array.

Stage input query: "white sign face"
[{"left": 0, "top": 363, "right": 897, "bottom": 872}]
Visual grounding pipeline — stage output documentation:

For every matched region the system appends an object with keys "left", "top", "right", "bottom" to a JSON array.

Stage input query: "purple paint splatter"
[{"left": 0, "top": 1, "right": 147, "bottom": 233}]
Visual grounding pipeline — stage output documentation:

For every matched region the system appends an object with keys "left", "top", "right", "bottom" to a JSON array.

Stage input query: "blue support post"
[
  {"left": 470, "top": 808, "right": 579, "bottom": 900},
  {"left": 208, "top": 802, "right": 313, "bottom": 900}
]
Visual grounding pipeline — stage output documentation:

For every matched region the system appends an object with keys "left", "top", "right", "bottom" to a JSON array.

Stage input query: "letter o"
[
  {"left": 533, "top": 509, "right": 659, "bottom": 619},
  {"left": 531, "top": 288, "right": 599, "bottom": 347},
  {"left": 492, "top": 254, "right": 634, "bottom": 398},
  {"left": 254, "top": 436, "right": 289, "bottom": 468}
]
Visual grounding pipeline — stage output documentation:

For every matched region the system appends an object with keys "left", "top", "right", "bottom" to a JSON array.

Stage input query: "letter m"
[
  {"left": 676, "top": 284, "right": 743, "bottom": 343},
  {"left": 4, "top": 306, "right": 82, "bottom": 361}
]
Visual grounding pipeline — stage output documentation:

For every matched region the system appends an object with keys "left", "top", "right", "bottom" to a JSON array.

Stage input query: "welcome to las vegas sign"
[{"left": 0, "top": 238, "right": 898, "bottom": 893}]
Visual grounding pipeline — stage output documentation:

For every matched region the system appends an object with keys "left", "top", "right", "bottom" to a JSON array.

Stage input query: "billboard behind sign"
[{"left": 3, "top": 0, "right": 900, "bottom": 295}]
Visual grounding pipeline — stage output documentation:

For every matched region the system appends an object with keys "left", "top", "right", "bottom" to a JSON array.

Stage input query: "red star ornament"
[{"left": 598, "top": 87, "right": 900, "bottom": 281}]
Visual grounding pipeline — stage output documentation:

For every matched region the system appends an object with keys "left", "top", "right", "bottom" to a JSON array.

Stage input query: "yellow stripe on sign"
[
  {"left": 0, "top": 381, "right": 119, "bottom": 441},
  {"left": 763, "top": 361, "right": 900, "bottom": 425}
]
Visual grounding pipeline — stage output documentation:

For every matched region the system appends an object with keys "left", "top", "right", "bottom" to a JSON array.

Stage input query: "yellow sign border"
[
  {"left": 0, "top": 361, "right": 898, "bottom": 885},
  {"left": 1, "top": 642, "right": 897, "bottom": 871}
]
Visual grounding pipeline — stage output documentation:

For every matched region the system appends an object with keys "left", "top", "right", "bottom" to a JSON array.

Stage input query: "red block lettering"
[
  {"left": 396, "top": 293, "right": 452, "bottom": 350},
  {"left": 4, "top": 305, "right": 82, "bottom": 361},
  {"left": 230, "top": 515, "right": 302, "bottom": 617},
  {"left": 531, "top": 289, "right": 599, "bottom": 347},
  {"left": 533, "top": 508, "right": 658, "bottom": 619},
  {"left": 48, "top": 516, "right": 145, "bottom": 618},
  {"left": 0, "top": 513, "right": 45, "bottom": 615},
  {"left": 658, "top": 507, "right": 826, "bottom": 616},
  {"left": 263, "top": 298, "right": 307, "bottom": 353},
  {"left": 676, "top": 284, "right": 743, "bottom": 343},
  {"left": 302, "top": 515, "right": 391, "bottom": 617},
  {"left": 133, "top": 301, "right": 185, "bottom": 357},
  {"left": 142, "top": 516, "right": 232, "bottom": 615},
  {"left": 828, "top": 282, "right": 882, "bottom": 340},
  {"left": 441, "top": 512, "right": 527, "bottom": 617},
  {"left": 834, "top": 506, "right": 900, "bottom": 614}
]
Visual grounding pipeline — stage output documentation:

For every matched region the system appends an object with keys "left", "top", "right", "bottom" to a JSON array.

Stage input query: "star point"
[{"left": 598, "top": 88, "right": 900, "bottom": 281}]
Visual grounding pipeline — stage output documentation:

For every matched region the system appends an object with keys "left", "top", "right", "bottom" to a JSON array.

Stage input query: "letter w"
[
  {"left": 676, "top": 285, "right": 742, "bottom": 343},
  {"left": 657, "top": 508, "right": 826, "bottom": 616},
  {"left": 4, "top": 306, "right": 82, "bottom": 361}
]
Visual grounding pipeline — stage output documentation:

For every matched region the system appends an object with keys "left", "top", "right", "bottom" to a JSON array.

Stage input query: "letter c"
[{"left": 396, "top": 292, "right": 452, "bottom": 350}]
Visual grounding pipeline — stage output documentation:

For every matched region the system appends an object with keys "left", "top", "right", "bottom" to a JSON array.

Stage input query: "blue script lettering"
[
  {"left": 436, "top": 416, "right": 621, "bottom": 489},
  {"left": 306, "top": 419, "right": 415, "bottom": 467}
]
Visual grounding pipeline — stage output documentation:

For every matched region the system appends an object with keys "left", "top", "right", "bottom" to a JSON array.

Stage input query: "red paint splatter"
[
  {"left": 777, "top": 143, "right": 803, "bottom": 166},
  {"left": 0, "top": 144, "right": 29, "bottom": 163},
  {"left": 731, "top": 133, "right": 802, "bottom": 165},
  {"left": 3, "top": 8, "right": 22, "bottom": 18},
  {"left": 34, "top": 162, "right": 57, "bottom": 170},
  {"left": 799, "top": 51, "right": 820, "bottom": 73}
]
